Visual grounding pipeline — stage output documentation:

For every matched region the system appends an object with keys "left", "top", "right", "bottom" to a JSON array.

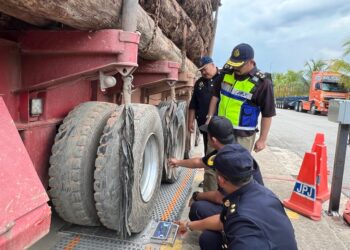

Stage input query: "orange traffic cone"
[
  {"left": 283, "top": 152, "right": 322, "bottom": 221},
  {"left": 314, "top": 144, "right": 330, "bottom": 202},
  {"left": 311, "top": 133, "right": 325, "bottom": 151},
  {"left": 344, "top": 200, "right": 350, "bottom": 225}
]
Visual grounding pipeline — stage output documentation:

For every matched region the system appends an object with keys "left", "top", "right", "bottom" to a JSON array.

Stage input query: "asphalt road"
[{"left": 268, "top": 108, "right": 350, "bottom": 197}]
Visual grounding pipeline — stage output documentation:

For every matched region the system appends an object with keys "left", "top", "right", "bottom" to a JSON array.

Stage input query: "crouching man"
[
  {"left": 175, "top": 144, "right": 298, "bottom": 250},
  {"left": 169, "top": 116, "right": 264, "bottom": 220}
]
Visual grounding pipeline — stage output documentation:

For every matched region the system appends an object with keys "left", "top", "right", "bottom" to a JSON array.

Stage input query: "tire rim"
[
  {"left": 140, "top": 134, "right": 159, "bottom": 202},
  {"left": 169, "top": 123, "right": 185, "bottom": 179},
  {"left": 175, "top": 124, "right": 185, "bottom": 159},
  {"left": 311, "top": 105, "right": 315, "bottom": 114}
]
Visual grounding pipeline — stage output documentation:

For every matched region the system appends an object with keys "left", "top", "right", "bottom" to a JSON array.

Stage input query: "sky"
[{"left": 212, "top": 0, "right": 350, "bottom": 73}]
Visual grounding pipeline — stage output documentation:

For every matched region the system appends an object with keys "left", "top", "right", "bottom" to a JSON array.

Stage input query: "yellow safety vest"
[{"left": 218, "top": 73, "right": 261, "bottom": 131}]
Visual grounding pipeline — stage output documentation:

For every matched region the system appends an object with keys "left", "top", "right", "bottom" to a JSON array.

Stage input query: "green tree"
[
  {"left": 328, "top": 39, "right": 350, "bottom": 88},
  {"left": 343, "top": 40, "right": 350, "bottom": 56},
  {"left": 304, "top": 59, "right": 328, "bottom": 81},
  {"left": 273, "top": 70, "right": 309, "bottom": 97},
  {"left": 328, "top": 59, "right": 350, "bottom": 88}
]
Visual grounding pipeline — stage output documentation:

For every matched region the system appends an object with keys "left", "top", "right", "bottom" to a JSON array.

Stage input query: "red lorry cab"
[{"left": 301, "top": 71, "right": 349, "bottom": 114}]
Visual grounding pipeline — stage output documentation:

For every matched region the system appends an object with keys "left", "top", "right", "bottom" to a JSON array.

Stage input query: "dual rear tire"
[{"left": 49, "top": 102, "right": 165, "bottom": 233}]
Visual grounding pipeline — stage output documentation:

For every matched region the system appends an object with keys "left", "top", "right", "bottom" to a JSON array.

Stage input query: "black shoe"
[{"left": 198, "top": 181, "right": 204, "bottom": 187}]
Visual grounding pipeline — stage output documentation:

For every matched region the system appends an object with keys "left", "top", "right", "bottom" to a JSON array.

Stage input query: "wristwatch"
[
  {"left": 206, "top": 115, "right": 212, "bottom": 119},
  {"left": 185, "top": 221, "right": 192, "bottom": 231},
  {"left": 192, "top": 191, "right": 200, "bottom": 201}
]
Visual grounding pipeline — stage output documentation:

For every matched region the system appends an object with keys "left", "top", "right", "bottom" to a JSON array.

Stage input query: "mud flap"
[{"left": 0, "top": 97, "right": 51, "bottom": 249}]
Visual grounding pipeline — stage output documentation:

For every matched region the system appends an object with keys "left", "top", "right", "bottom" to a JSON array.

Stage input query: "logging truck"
[{"left": 0, "top": 0, "right": 220, "bottom": 248}]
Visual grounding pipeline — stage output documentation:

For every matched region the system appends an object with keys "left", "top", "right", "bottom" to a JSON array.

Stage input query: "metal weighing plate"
[{"left": 53, "top": 168, "right": 195, "bottom": 250}]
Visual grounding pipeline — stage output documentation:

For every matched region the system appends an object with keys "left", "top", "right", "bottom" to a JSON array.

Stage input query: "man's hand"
[
  {"left": 174, "top": 220, "right": 188, "bottom": 235},
  {"left": 168, "top": 158, "right": 179, "bottom": 168},
  {"left": 253, "top": 138, "right": 266, "bottom": 152},
  {"left": 205, "top": 115, "right": 212, "bottom": 125},
  {"left": 188, "top": 109, "right": 195, "bottom": 133},
  {"left": 188, "top": 122, "right": 195, "bottom": 133}
]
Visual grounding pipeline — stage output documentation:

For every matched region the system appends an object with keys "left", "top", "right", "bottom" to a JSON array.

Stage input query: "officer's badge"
[
  {"left": 207, "top": 155, "right": 215, "bottom": 166},
  {"left": 233, "top": 49, "right": 240, "bottom": 57},
  {"left": 230, "top": 204, "right": 236, "bottom": 213},
  {"left": 224, "top": 200, "right": 230, "bottom": 207},
  {"left": 198, "top": 81, "right": 204, "bottom": 90},
  {"left": 255, "top": 71, "right": 266, "bottom": 79},
  {"left": 251, "top": 76, "right": 259, "bottom": 83}
]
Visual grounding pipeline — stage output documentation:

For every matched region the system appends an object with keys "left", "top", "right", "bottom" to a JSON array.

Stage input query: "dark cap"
[
  {"left": 213, "top": 144, "right": 254, "bottom": 180},
  {"left": 197, "top": 56, "right": 214, "bottom": 70},
  {"left": 226, "top": 43, "right": 254, "bottom": 68},
  {"left": 199, "top": 116, "right": 235, "bottom": 144}
]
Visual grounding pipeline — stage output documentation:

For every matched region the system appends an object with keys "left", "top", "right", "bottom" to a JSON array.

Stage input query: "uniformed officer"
[
  {"left": 206, "top": 43, "right": 276, "bottom": 153},
  {"left": 169, "top": 116, "right": 264, "bottom": 221},
  {"left": 176, "top": 144, "right": 298, "bottom": 250},
  {"left": 189, "top": 56, "right": 220, "bottom": 191},
  {"left": 189, "top": 56, "right": 220, "bottom": 153}
]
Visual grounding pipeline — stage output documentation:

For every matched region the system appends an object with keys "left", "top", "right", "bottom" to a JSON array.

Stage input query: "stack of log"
[{"left": 0, "top": 0, "right": 220, "bottom": 74}]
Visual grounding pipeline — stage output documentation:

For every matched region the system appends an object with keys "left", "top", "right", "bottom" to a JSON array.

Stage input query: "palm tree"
[
  {"left": 343, "top": 40, "right": 350, "bottom": 56},
  {"left": 304, "top": 59, "right": 328, "bottom": 81},
  {"left": 272, "top": 70, "right": 309, "bottom": 97},
  {"left": 328, "top": 39, "right": 350, "bottom": 89},
  {"left": 328, "top": 59, "right": 350, "bottom": 88}
]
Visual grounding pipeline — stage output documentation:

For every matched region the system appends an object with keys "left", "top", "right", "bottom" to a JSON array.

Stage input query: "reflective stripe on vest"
[{"left": 218, "top": 74, "right": 260, "bottom": 130}]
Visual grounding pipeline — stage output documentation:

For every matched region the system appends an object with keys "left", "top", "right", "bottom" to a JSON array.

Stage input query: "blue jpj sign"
[{"left": 293, "top": 181, "right": 316, "bottom": 201}]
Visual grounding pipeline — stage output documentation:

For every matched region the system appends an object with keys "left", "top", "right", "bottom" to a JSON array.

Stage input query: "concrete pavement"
[{"left": 177, "top": 139, "right": 350, "bottom": 250}]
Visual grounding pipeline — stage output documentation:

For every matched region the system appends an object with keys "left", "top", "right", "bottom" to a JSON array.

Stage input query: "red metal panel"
[
  {"left": 19, "top": 122, "right": 58, "bottom": 188},
  {"left": 0, "top": 39, "right": 21, "bottom": 121},
  {"left": 0, "top": 97, "right": 51, "bottom": 249},
  {"left": 0, "top": 30, "right": 139, "bottom": 92},
  {"left": 133, "top": 60, "right": 180, "bottom": 87},
  {"left": 0, "top": 204, "right": 51, "bottom": 250},
  {"left": 39, "top": 79, "right": 92, "bottom": 119}
]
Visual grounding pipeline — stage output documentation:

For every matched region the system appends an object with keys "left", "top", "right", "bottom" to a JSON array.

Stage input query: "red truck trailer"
[{"left": 0, "top": 1, "right": 220, "bottom": 248}]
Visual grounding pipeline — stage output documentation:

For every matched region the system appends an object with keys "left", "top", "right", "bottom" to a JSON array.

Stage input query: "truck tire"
[
  {"left": 310, "top": 103, "right": 318, "bottom": 115},
  {"left": 157, "top": 101, "right": 186, "bottom": 183},
  {"left": 49, "top": 101, "right": 117, "bottom": 226},
  {"left": 294, "top": 102, "right": 298, "bottom": 111},
  {"left": 177, "top": 100, "right": 188, "bottom": 117},
  {"left": 167, "top": 107, "right": 186, "bottom": 183},
  {"left": 94, "top": 104, "right": 164, "bottom": 233},
  {"left": 94, "top": 107, "right": 124, "bottom": 232},
  {"left": 298, "top": 102, "right": 303, "bottom": 112}
]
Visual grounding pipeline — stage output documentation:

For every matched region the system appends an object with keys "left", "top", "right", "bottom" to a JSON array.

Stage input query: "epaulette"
[
  {"left": 249, "top": 70, "right": 266, "bottom": 86},
  {"left": 221, "top": 63, "right": 235, "bottom": 74},
  {"left": 222, "top": 199, "right": 238, "bottom": 222},
  {"left": 255, "top": 70, "right": 266, "bottom": 80}
]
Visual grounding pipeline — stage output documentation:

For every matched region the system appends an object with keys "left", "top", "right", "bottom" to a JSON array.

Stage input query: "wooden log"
[
  {"left": 176, "top": 0, "right": 214, "bottom": 52},
  {"left": 140, "top": 0, "right": 204, "bottom": 63},
  {"left": 136, "top": 5, "right": 198, "bottom": 74},
  {"left": 0, "top": 2, "right": 50, "bottom": 27},
  {"left": 0, "top": 0, "right": 124, "bottom": 30},
  {"left": 0, "top": 0, "right": 198, "bottom": 73}
]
